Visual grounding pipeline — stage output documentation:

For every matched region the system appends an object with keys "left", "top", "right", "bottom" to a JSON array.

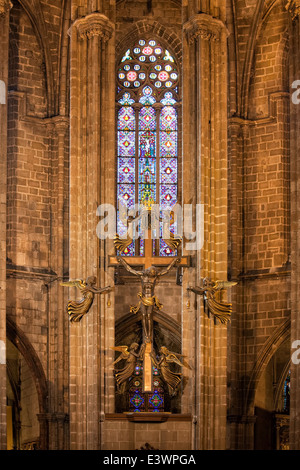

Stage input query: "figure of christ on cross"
[
  {"left": 110, "top": 223, "right": 189, "bottom": 392},
  {"left": 116, "top": 255, "right": 181, "bottom": 344}
]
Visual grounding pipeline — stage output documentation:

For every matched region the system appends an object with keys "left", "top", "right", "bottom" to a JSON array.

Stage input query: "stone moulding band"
[
  {"left": 183, "top": 13, "right": 229, "bottom": 44},
  {"left": 70, "top": 12, "right": 114, "bottom": 41}
]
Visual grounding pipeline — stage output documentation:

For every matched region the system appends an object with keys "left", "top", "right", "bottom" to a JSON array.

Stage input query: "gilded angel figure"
[
  {"left": 151, "top": 346, "right": 191, "bottom": 397},
  {"left": 60, "top": 276, "right": 111, "bottom": 323},
  {"left": 188, "top": 278, "right": 237, "bottom": 324},
  {"left": 111, "top": 343, "right": 145, "bottom": 394}
]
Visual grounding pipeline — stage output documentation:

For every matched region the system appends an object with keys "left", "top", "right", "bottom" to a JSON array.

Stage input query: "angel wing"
[
  {"left": 163, "top": 232, "right": 182, "bottom": 253},
  {"left": 110, "top": 345, "right": 130, "bottom": 366},
  {"left": 60, "top": 279, "right": 86, "bottom": 289},
  {"left": 164, "top": 351, "right": 192, "bottom": 370},
  {"left": 213, "top": 280, "right": 238, "bottom": 291},
  {"left": 114, "top": 234, "right": 133, "bottom": 254},
  {"left": 166, "top": 353, "right": 191, "bottom": 370},
  {"left": 111, "top": 345, "right": 129, "bottom": 355}
]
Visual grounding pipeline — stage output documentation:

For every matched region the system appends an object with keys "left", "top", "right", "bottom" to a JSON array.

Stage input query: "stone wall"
[{"left": 102, "top": 417, "right": 192, "bottom": 451}]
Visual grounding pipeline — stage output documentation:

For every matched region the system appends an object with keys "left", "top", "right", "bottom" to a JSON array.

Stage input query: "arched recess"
[
  {"left": 14, "top": 0, "right": 55, "bottom": 116},
  {"left": 241, "top": 0, "right": 289, "bottom": 118},
  {"left": 274, "top": 358, "right": 291, "bottom": 412},
  {"left": 6, "top": 315, "right": 48, "bottom": 449},
  {"left": 244, "top": 318, "right": 291, "bottom": 416},
  {"left": 240, "top": 0, "right": 265, "bottom": 118},
  {"left": 115, "top": 310, "right": 181, "bottom": 347},
  {"left": 115, "top": 311, "right": 182, "bottom": 413}
]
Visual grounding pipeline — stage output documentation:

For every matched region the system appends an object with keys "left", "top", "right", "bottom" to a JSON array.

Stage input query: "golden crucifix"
[{"left": 109, "top": 208, "right": 189, "bottom": 393}]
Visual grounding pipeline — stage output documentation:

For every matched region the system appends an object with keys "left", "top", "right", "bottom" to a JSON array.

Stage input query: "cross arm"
[
  {"left": 116, "top": 255, "right": 143, "bottom": 276},
  {"left": 158, "top": 257, "right": 181, "bottom": 277}
]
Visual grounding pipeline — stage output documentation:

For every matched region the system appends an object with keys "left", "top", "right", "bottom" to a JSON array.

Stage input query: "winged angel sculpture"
[
  {"left": 151, "top": 346, "right": 191, "bottom": 396},
  {"left": 111, "top": 343, "right": 146, "bottom": 394},
  {"left": 61, "top": 276, "right": 111, "bottom": 323},
  {"left": 188, "top": 278, "right": 237, "bottom": 324}
]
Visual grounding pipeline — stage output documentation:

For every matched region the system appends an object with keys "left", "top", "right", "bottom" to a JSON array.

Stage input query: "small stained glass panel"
[
  {"left": 118, "top": 107, "right": 135, "bottom": 131},
  {"left": 160, "top": 131, "right": 178, "bottom": 157},
  {"left": 118, "top": 183, "right": 135, "bottom": 209},
  {"left": 139, "top": 131, "right": 156, "bottom": 158},
  {"left": 118, "top": 158, "right": 135, "bottom": 184},
  {"left": 160, "top": 184, "right": 177, "bottom": 210},
  {"left": 139, "top": 157, "right": 156, "bottom": 184},
  {"left": 118, "top": 130, "right": 135, "bottom": 157},
  {"left": 160, "top": 106, "right": 177, "bottom": 131},
  {"left": 160, "top": 158, "right": 177, "bottom": 184},
  {"left": 139, "top": 107, "right": 156, "bottom": 131},
  {"left": 139, "top": 183, "right": 156, "bottom": 206}
]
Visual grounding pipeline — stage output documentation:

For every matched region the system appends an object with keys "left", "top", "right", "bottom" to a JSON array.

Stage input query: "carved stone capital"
[
  {"left": 286, "top": 0, "right": 300, "bottom": 19},
  {"left": 71, "top": 12, "right": 114, "bottom": 41},
  {"left": 52, "top": 116, "right": 69, "bottom": 136},
  {"left": 0, "top": 0, "right": 12, "bottom": 17},
  {"left": 184, "top": 13, "right": 228, "bottom": 44}
]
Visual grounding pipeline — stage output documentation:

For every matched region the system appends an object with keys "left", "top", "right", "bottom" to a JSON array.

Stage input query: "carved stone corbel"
[
  {"left": 183, "top": 13, "right": 228, "bottom": 44},
  {"left": 0, "top": 0, "right": 12, "bottom": 17},
  {"left": 71, "top": 12, "right": 114, "bottom": 41},
  {"left": 286, "top": 0, "right": 300, "bottom": 19}
]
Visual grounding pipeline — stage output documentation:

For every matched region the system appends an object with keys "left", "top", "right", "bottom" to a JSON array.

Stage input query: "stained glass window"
[
  {"left": 117, "top": 39, "right": 179, "bottom": 256},
  {"left": 283, "top": 370, "right": 290, "bottom": 414},
  {"left": 128, "top": 365, "right": 165, "bottom": 412}
]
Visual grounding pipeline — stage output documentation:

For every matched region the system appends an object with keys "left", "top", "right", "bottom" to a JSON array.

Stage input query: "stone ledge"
[{"left": 105, "top": 413, "right": 192, "bottom": 423}]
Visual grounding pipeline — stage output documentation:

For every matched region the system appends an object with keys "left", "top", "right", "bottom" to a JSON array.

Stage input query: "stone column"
[
  {"left": 68, "top": 6, "right": 115, "bottom": 450},
  {"left": 287, "top": 0, "right": 300, "bottom": 450},
  {"left": 0, "top": 0, "right": 12, "bottom": 451},
  {"left": 182, "top": 7, "right": 229, "bottom": 450},
  {"left": 46, "top": 116, "right": 70, "bottom": 450}
]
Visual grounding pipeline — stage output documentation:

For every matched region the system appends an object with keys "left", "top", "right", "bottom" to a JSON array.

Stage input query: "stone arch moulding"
[
  {"left": 241, "top": 0, "right": 290, "bottom": 118},
  {"left": 115, "top": 311, "right": 181, "bottom": 348},
  {"left": 274, "top": 358, "right": 291, "bottom": 412},
  {"left": 17, "top": 0, "right": 55, "bottom": 116},
  {"left": 240, "top": 0, "right": 265, "bottom": 118},
  {"left": 6, "top": 315, "right": 49, "bottom": 450},
  {"left": 115, "top": 19, "right": 182, "bottom": 66},
  {"left": 244, "top": 318, "right": 291, "bottom": 416}
]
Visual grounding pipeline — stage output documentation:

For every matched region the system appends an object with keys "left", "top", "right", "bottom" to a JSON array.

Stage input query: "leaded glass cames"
[{"left": 117, "top": 38, "right": 179, "bottom": 257}]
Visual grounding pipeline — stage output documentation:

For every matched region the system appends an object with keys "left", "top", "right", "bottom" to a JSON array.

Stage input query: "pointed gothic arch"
[
  {"left": 6, "top": 315, "right": 48, "bottom": 449},
  {"left": 244, "top": 318, "right": 291, "bottom": 416}
]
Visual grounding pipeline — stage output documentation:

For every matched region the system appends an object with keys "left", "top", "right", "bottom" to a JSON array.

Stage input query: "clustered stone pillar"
[
  {"left": 0, "top": 0, "right": 11, "bottom": 451},
  {"left": 182, "top": 3, "right": 229, "bottom": 450},
  {"left": 287, "top": 0, "right": 300, "bottom": 450},
  {"left": 68, "top": 4, "right": 115, "bottom": 450}
]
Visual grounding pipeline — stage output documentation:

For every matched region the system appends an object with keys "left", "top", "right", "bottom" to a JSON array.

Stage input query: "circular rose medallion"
[
  {"left": 127, "top": 71, "right": 137, "bottom": 82},
  {"left": 158, "top": 71, "right": 169, "bottom": 82},
  {"left": 142, "top": 46, "right": 153, "bottom": 55}
]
